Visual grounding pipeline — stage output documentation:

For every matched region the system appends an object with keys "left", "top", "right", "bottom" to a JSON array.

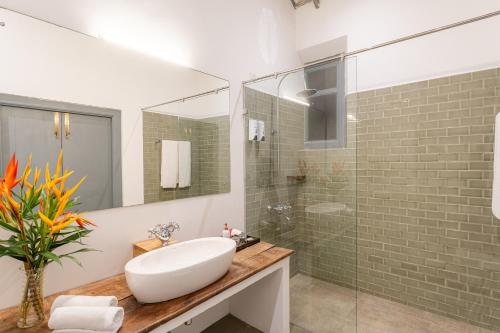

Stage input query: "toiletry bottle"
[
  {"left": 229, "top": 225, "right": 233, "bottom": 239},
  {"left": 222, "top": 223, "right": 230, "bottom": 238}
]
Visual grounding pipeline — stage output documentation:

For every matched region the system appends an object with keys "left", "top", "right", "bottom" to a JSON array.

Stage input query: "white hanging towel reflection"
[
  {"left": 493, "top": 113, "right": 500, "bottom": 218},
  {"left": 161, "top": 140, "right": 179, "bottom": 188},
  {"left": 178, "top": 141, "right": 191, "bottom": 188}
]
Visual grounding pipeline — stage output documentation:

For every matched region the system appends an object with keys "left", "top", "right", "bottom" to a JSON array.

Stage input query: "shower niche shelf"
[{"left": 286, "top": 175, "right": 306, "bottom": 184}]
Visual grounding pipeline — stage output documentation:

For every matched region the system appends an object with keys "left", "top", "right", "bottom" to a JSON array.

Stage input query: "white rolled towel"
[
  {"left": 51, "top": 295, "right": 118, "bottom": 314},
  {"left": 48, "top": 306, "right": 124, "bottom": 332}
]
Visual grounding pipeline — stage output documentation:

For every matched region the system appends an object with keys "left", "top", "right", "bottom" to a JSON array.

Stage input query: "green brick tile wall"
[
  {"left": 356, "top": 68, "right": 500, "bottom": 330},
  {"left": 245, "top": 67, "right": 500, "bottom": 331}
]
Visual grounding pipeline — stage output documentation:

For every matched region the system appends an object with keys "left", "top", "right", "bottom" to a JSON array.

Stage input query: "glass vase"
[{"left": 17, "top": 267, "right": 45, "bottom": 328}]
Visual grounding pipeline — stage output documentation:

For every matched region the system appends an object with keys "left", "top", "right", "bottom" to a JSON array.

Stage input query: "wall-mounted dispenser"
[{"left": 249, "top": 119, "right": 265, "bottom": 141}]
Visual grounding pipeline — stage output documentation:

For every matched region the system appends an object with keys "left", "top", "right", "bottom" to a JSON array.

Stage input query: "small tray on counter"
[{"left": 235, "top": 235, "right": 260, "bottom": 252}]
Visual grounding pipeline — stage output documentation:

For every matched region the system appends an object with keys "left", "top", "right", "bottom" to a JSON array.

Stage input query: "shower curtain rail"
[
  {"left": 141, "top": 86, "right": 229, "bottom": 111},
  {"left": 242, "top": 10, "right": 500, "bottom": 86}
]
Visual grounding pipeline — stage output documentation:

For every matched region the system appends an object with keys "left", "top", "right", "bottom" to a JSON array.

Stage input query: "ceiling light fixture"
[{"left": 93, "top": 14, "right": 192, "bottom": 68}]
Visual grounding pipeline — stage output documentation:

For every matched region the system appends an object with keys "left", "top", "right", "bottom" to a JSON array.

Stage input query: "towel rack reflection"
[
  {"left": 155, "top": 138, "right": 192, "bottom": 144},
  {"left": 141, "top": 86, "right": 229, "bottom": 111}
]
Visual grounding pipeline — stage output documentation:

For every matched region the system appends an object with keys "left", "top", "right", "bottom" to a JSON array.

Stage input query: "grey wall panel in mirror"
[
  {"left": 0, "top": 95, "right": 122, "bottom": 211},
  {"left": 142, "top": 86, "right": 230, "bottom": 203},
  {"left": 0, "top": 7, "right": 230, "bottom": 211}
]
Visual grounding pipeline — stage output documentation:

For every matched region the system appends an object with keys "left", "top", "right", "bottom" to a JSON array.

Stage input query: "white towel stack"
[
  {"left": 160, "top": 140, "right": 179, "bottom": 189},
  {"left": 48, "top": 295, "right": 124, "bottom": 333}
]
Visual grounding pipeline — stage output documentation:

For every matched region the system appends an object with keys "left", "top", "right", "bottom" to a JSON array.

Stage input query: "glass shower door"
[
  {"left": 279, "top": 58, "right": 358, "bottom": 333},
  {"left": 244, "top": 55, "right": 358, "bottom": 333}
]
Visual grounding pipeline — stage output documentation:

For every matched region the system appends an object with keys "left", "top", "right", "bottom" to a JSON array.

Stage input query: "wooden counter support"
[{"left": 0, "top": 242, "right": 293, "bottom": 333}]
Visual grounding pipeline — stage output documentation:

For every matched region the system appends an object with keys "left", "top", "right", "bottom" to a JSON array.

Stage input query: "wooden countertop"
[{"left": 0, "top": 242, "right": 293, "bottom": 333}]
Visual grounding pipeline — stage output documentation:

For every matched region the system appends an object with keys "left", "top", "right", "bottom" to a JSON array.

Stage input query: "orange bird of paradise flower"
[{"left": 1, "top": 154, "right": 21, "bottom": 194}]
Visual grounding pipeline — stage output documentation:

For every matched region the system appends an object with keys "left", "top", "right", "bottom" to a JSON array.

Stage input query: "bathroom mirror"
[
  {"left": 142, "top": 81, "right": 230, "bottom": 203},
  {"left": 0, "top": 8, "right": 230, "bottom": 210}
]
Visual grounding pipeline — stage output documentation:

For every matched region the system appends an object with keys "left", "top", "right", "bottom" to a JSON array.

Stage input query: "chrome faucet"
[{"left": 148, "top": 222, "right": 180, "bottom": 246}]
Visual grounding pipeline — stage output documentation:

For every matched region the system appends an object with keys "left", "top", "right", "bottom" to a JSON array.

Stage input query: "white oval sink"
[{"left": 125, "top": 237, "right": 236, "bottom": 303}]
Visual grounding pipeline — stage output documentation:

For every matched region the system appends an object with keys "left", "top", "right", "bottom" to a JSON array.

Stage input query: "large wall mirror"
[
  {"left": 142, "top": 82, "right": 230, "bottom": 203},
  {"left": 0, "top": 8, "right": 230, "bottom": 211}
]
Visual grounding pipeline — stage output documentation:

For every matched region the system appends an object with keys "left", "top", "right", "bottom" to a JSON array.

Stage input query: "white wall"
[
  {"left": 0, "top": 0, "right": 300, "bottom": 309},
  {"left": 296, "top": 0, "right": 500, "bottom": 92}
]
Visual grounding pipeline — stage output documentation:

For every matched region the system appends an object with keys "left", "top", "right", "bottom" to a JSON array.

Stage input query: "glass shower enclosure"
[
  {"left": 244, "top": 57, "right": 359, "bottom": 333},
  {"left": 244, "top": 13, "right": 500, "bottom": 332}
]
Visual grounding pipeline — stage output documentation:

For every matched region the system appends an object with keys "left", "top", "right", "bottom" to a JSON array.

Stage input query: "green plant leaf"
[
  {"left": 59, "top": 254, "right": 83, "bottom": 267},
  {"left": 54, "top": 248, "right": 97, "bottom": 267},
  {"left": 61, "top": 248, "right": 98, "bottom": 256},
  {"left": 0, "top": 220, "right": 20, "bottom": 234},
  {"left": 50, "top": 229, "right": 92, "bottom": 250},
  {"left": 0, "top": 244, "right": 29, "bottom": 260},
  {"left": 41, "top": 251, "right": 62, "bottom": 265}
]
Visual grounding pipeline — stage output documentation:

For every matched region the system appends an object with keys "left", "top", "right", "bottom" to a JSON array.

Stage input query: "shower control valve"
[{"left": 267, "top": 202, "right": 292, "bottom": 213}]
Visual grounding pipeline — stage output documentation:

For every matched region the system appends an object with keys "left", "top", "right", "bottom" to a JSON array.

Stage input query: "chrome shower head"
[
  {"left": 290, "top": 0, "right": 320, "bottom": 9},
  {"left": 296, "top": 88, "right": 318, "bottom": 98}
]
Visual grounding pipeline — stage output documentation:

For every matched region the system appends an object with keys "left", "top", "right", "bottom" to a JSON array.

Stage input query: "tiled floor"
[{"left": 290, "top": 274, "right": 496, "bottom": 333}]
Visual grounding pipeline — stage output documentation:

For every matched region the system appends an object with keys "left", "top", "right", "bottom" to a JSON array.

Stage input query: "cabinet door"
[
  {"left": 0, "top": 106, "right": 60, "bottom": 176},
  {"left": 62, "top": 113, "right": 114, "bottom": 211}
]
